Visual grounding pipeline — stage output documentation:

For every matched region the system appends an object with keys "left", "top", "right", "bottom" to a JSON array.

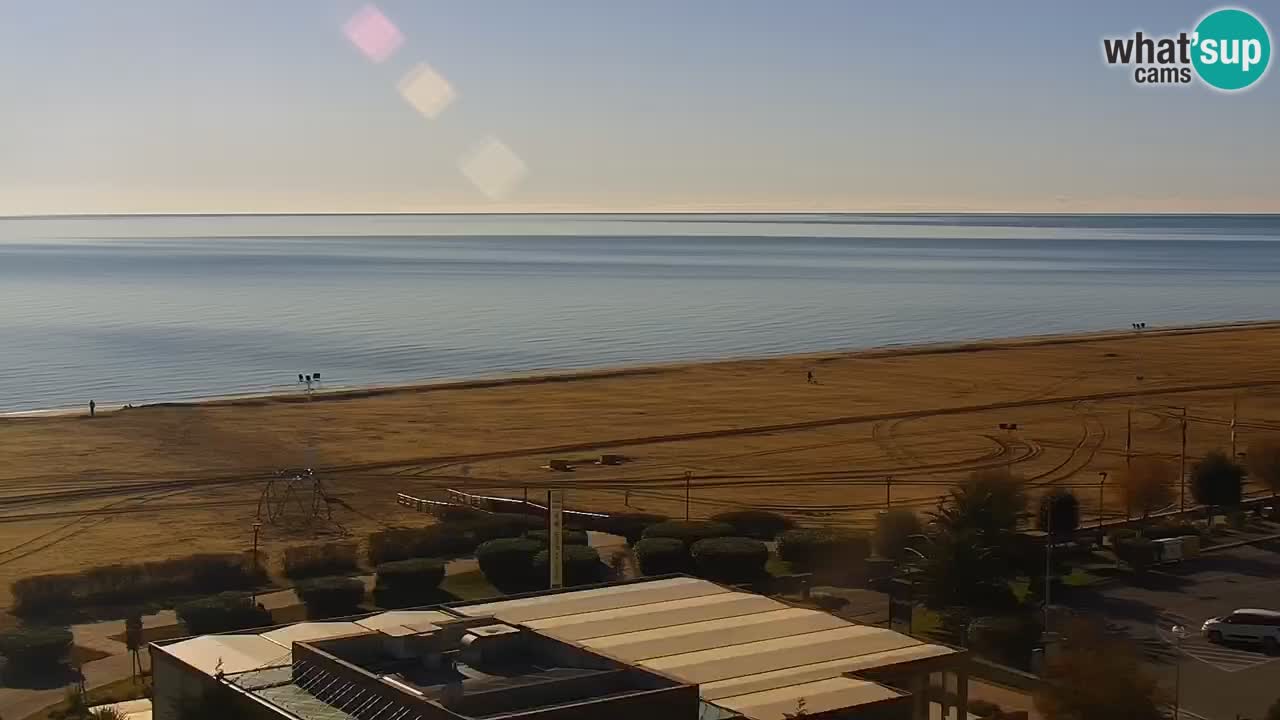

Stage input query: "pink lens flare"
[{"left": 343, "top": 4, "right": 404, "bottom": 64}]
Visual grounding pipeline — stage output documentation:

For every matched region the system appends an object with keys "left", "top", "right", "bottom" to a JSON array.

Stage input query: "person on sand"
[
  {"left": 806, "top": 370, "right": 816, "bottom": 384},
  {"left": 89, "top": 400, "right": 96, "bottom": 418}
]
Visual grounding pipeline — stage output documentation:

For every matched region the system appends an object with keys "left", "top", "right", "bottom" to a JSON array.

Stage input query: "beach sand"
[{"left": 2, "top": 321, "right": 1280, "bottom": 610}]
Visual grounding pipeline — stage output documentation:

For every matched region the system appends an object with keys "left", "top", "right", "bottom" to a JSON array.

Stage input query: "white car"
[{"left": 1201, "top": 609, "right": 1280, "bottom": 652}]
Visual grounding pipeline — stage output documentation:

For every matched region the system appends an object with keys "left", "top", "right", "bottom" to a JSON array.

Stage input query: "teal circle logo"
[{"left": 1192, "top": 8, "right": 1271, "bottom": 91}]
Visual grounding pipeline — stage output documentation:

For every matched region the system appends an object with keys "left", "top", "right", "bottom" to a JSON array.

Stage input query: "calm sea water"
[{"left": 2, "top": 213, "right": 1280, "bottom": 413}]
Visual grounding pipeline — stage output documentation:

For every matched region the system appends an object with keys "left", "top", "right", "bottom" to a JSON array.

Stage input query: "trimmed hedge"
[
  {"left": 467, "top": 514, "right": 547, "bottom": 543},
  {"left": 296, "top": 577, "right": 365, "bottom": 618},
  {"left": 873, "top": 509, "right": 922, "bottom": 561},
  {"left": 177, "top": 592, "right": 272, "bottom": 634},
  {"left": 476, "top": 538, "right": 544, "bottom": 593},
  {"left": 642, "top": 520, "right": 735, "bottom": 547},
  {"left": 593, "top": 513, "right": 668, "bottom": 544},
  {"left": 373, "top": 558, "right": 446, "bottom": 609},
  {"left": 777, "top": 528, "right": 870, "bottom": 582},
  {"left": 524, "top": 529, "right": 589, "bottom": 546},
  {"left": 690, "top": 537, "right": 769, "bottom": 583},
  {"left": 0, "top": 625, "right": 73, "bottom": 668},
  {"left": 11, "top": 552, "right": 264, "bottom": 616},
  {"left": 532, "top": 545, "right": 608, "bottom": 588},
  {"left": 367, "top": 525, "right": 478, "bottom": 565},
  {"left": 283, "top": 542, "right": 359, "bottom": 580},
  {"left": 634, "top": 538, "right": 690, "bottom": 576},
  {"left": 709, "top": 510, "right": 794, "bottom": 540}
]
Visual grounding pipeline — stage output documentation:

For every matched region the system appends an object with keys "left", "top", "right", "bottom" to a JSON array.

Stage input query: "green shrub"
[
  {"left": 524, "top": 529, "right": 588, "bottom": 545},
  {"left": 634, "top": 538, "right": 690, "bottom": 576},
  {"left": 438, "top": 505, "right": 488, "bottom": 523},
  {"left": 0, "top": 625, "right": 73, "bottom": 668},
  {"left": 283, "top": 542, "right": 359, "bottom": 580},
  {"left": 373, "top": 558, "right": 446, "bottom": 608},
  {"left": 476, "top": 538, "right": 544, "bottom": 593},
  {"left": 367, "top": 525, "right": 477, "bottom": 565},
  {"left": 709, "top": 510, "right": 794, "bottom": 540},
  {"left": 642, "top": 520, "right": 735, "bottom": 547},
  {"left": 873, "top": 510, "right": 922, "bottom": 560},
  {"left": 177, "top": 592, "right": 272, "bottom": 634},
  {"left": 1114, "top": 537, "right": 1158, "bottom": 572},
  {"left": 595, "top": 513, "right": 668, "bottom": 544},
  {"left": 690, "top": 537, "right": 769, "bottom": 583},
  {"left": 465, "top": 514, "right": 546, "bottom": 543},
  {"left": 295, "top": 577, "right": 365, "bottom": 618},
  {"left": 777, "top": 528, "right": 870, "bottom": 582},
  {"left": 532, "top": 546, "right": 608, "bottom": 588}
]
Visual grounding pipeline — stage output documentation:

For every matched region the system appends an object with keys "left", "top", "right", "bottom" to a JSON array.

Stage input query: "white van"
[{"left": 1201, "top": 609, "right": 1280, "bottom": 652}]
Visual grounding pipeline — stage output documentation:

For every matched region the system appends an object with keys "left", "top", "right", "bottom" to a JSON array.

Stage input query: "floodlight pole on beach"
[
  {"left": 885, "top": 475, "right": 893, "bottom": 513},
  {"left": 1179, "top": 407, "right": 1188, "bottom": 514},
  {"left": 684, "top": 471, "right": 692, "bottom": 521},
  {"left": 1231, "top": 396, "right": 1238, "bottom": 458}
]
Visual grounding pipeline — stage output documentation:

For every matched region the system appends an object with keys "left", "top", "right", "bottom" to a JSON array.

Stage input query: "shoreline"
[{"left": 6, "top": 317, "right": 1279, "bottom": 420}]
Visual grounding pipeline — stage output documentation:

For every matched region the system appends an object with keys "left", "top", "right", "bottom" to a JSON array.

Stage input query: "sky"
[{"left": 1, "top": 0, "right": 1278, "bottom": 215}]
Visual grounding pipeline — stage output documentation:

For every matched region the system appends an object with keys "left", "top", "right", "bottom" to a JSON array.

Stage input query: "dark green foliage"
[
  {"left": 634, "top": 537, "right": 690, "bottom": 576},
  {"left": 11, "top": 552, "right": 264, "bottom": 616},
  {"left": 1114, "top": 537, "right": 1158, "bottom": 573},
  {"left": 873, "top": 509, "right": 922, "bottom": 561},
  {"left": 295, "top": 577, "right": 365, "bottom": 618},
  {"left": 466, "top": 514, "right": 546, "bottom": 543},
  {"left": 524, "top": 529, "right": 588, "bottom": 545},
  {"left": 532, "top": 545, "right": 608, "bottom": 587},
  {"left": 690, "top": 537, "right": 769, "bottom": 583},
  {"left": 367, "top": 525, "right": 478, "bottom": 565},
  {"left": 642, "top": 520, "right": 735, "bottom": 547},
  {"left": 0, "top": 625, "right": 73, "bottom": 668},
  {"left": 593, "top": 513, "right": 668, "bottom": 544},
  {"left": 283, "top": 542, "right": 359, "bottom": 580},
  {"left": 1191, "top": 450, "right": 1245, "bottom": 510},
  {"left": 969, "top": 614, "right": 1044, "bottom": 669},
  {"left": 1038, "top": 489, "right": 1080, "bottom": 537},
  {"left": 475, "top": 538, "right": 544, "bottom": 593},
  {"left": 373, "top": 558, "right": 446, "bottom": 608},
  {"left": 709, "top": 510, "right": 794, "bottom": 540},
  {"left": 777, "top": 528, "right": 870, "bottom": 575},
  {"left": 177, "top": 592, "right": 272, "bottom": 634}
]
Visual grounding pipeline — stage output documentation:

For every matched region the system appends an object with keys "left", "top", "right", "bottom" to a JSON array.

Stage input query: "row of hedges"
[
  {"left": 366, "top": 513, "right": 547, "bottom": 565},
  {"left": 476, "top": 538, "right": 610, "bottom": 592},
  {"left": 373, "top": 558, "right": 445, "bottom": 608},
  {"left": 634, "top": 535, "right": 769, "bottom": 583},
  {"left": 296, "top": 577, "right": 366, "bottom": 618},
  {"left": 708, "top": 510, "right": 794, "bottom": 540},
  {"left": 0, "top": 626, "right": 74, "bottom": 669},
  {"left": 12, "top": 552, "right": 265, "bottom": 616},
  {"left": 177, "top": 592, "right": 272, "bottom": 634},
  {"left": 283, "top": 542, "right": 359, "bottom": 580},
  {"left": 778, "top": 528, "right": 870, "bottom": 583}
]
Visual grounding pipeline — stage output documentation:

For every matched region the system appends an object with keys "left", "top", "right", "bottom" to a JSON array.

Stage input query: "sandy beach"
[{"left": 2, "top": 321, "right": 1280, "bottom": 610}]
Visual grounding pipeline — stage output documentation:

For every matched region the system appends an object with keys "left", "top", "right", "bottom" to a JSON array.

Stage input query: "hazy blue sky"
[{"left": 2, "top": 1, "right": 1277, "bottom": 214}]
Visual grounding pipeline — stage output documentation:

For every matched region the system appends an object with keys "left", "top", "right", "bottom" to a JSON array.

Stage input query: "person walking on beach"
[
  {"left": 89, "top": 400, "right": 96, "bottom": 418},
  {"left": 806, "top": 370, "right": 815, "bottom": 385}
]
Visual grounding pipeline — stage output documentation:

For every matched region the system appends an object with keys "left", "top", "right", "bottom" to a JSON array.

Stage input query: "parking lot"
[{"left": 1064, "top": 540, "right": 1280, "bottom": 720}]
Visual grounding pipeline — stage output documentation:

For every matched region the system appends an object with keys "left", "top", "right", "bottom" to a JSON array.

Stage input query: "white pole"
[{"left": 548, "top": 490, "right": 564, "bottom": 588}]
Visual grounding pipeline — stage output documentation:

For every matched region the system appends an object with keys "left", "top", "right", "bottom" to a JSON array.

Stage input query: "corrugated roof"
[
  {"left": 580, "top": 608, "right": 849, "bottom": 662},
  {"left": 165, "top": 634, "right": 291, "bottom": 675},
  {"left": 261, "top": 622, "right": 366, "bottom": 647},
  {"left": 527, "top": 591, "right": 784, "bottom": 641},
  {"left": 699, "top": 645, "right": 955, "bottom": 701},
  {"left": 456, "top": 577, "right": 726, "bottom": 623},
  {"left": 639, "top": 625, "right": 920, "bottom": 684},
  {"left": 354, "top": 610, "right": 457, "bottom": 632},
  {"left": 714, "top": 677, "right": 902, "bottom": 720}
]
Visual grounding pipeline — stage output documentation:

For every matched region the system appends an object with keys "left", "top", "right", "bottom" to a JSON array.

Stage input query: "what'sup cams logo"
[{"left": 1103, "top": 7, "right": 1271, "bottom": 91}]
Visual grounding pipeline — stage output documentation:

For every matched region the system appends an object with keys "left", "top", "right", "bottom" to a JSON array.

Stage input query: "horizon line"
[{"left": 6, "top": 209, "right": 1280, "bottom": 220}]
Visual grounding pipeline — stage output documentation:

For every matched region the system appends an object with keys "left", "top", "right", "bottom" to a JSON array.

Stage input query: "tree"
[
  {"left": 1034, "top": 619, "right": 1165, "bottom": 720},
  {"left": 873, "top": 509, "right": 922, "bottom": 561},
  {"left": 1038, "top": 489, "right": 1080, "bottom": 538},
  {"left": 1118, "top": 458, "right": 1175, "bottom": 519},
  {"left": 1247, "top": 436, "right": 1280, "bottom": 496},
  {"left": 1191, "top": 450, "right": 1245, "bottom": 524}
]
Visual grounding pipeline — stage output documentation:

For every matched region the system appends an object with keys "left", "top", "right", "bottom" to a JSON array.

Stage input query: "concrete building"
[{"left": 151, "top": 577, "right": 968, "bottom": 720}]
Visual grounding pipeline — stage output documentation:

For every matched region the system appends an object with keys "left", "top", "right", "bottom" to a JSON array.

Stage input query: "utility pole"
[
  {"left": 1044, "top": 506, "right": 1052, "bottom": 632},
  {"left": 885, "top": 475, "right": 893, "bottom": 513},
  {"left": 251, "top": 521, "right": 262, "bottom": 604},
  {"left": 1125, "top": 409, "right": 1132, "bottom": 467},
  {"left": 1179, "top": 407, "right": 1188, "bottom": 514},
  {"left": 684, "top": 471, "right": 692, "bottom": 521},
  {"left": 1231, "top": 396, "right": 1238, "bottom": 459},
  {"left": 1098, "top": 471, "right": 1108, "bottom": 531}
]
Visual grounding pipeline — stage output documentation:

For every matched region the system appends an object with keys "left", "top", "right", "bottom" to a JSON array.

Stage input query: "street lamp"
[
  {"left": 1171, "top": 624, "right": 1188, "bottom": 719},
  {"left": 1097, "top": 471, "right": 1108, "bottom": 531},
  {"left": 251, "top": 521, "right": 263, "bottom": 603}
]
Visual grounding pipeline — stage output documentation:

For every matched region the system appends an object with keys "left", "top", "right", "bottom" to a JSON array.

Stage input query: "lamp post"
[
  {"left": 684, "top": 471, "right": 692, "bottom": 521},
  {"left": 251, "top": 521, "right": 262, "bottom": 603},
  {"left": 1171, "top": 624, "right": 1188, "bottom": 719},
  {"left": 998, "top": 423, "right": 1019, "bottom": 472},
  {"left": 1097, "top": 471, "right": 1108, "bottom": 531}
]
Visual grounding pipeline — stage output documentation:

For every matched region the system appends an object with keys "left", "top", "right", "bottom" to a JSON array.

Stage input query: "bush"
[
  {"left": 1114, "top": 537, "right": 1158, "bottom": 573},
  {"left": 11, "top": 552, "right": 263, "bottom": 616},
  {"left": 873, "top": 510, "right": 922, "bottom": 561},
  {"left": 524, "top": 529, "right": 589, "bottom": 546},
  {"left": 283, "top": 542, "right": 359, "bottom": 580},
  {"left": 594, "top": 513, "right": 668, "bottom": 544},
  {"left": 709, "top": 510, "right": 794, "bottom": 540},
  {"left": 465, "top": 514, "right": 546, "bottom": 543},
  {"left": 0, "top": 625, "right": 73, "bottom": 668},
  {"left": 476, "top": 538, "right": 544, "bottom": 593},
  {"left": 1038, "top": 489, "right": 1081, "bottom": 537},
  {"left": 777, "top": 528, "right": 870, "bottom": 583},
  {"left": 373, "top": 558, "right": 446, "bottom": 609},
  {"left": 969, "top": 614, "right": 1043, "bottom": 669},
  {"left": 634, "top": 538, "right": 690, "bottom": 576},
  {"left": 367, "top": 525, "right": 478, "bottom": 565},
  {"left": 177, "top": 592, "right": 272, "bottom": 634},
  {"left": 532, "top": 545, "right": 608, "bottom": 588},
  {"left": 690, "top": 537, "right": 769, "bottom": 583},
  {"left": 642, "top": 520, "right": 735, "bottom": 547},
  {"left": 295, "top": 577, "right": 365, "bottom": 618}
]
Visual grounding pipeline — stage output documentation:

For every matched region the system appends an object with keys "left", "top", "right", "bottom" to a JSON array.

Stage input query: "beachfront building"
[{"left": 150, "top": 577, "right": 967, "bottom": 720}]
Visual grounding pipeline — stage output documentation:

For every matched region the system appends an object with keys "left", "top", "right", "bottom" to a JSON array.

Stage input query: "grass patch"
[
  {"left": 24, "top": 674, "right": 151, "bottom": 720},
  {"left": 765, "top": 555, "right": 794, "bottom": 577},
  {"left": 440, "top": 570, "right": 501, "bottom": 601},
  {"left": 1008, "top": 578, "right": 1031, "bottom": 603},
  {"left": 1060, "top": 567, "right": 1106, "bottom": 587},
  {"left": 911, "top": 606, "right": 943, "bottom": 637}
]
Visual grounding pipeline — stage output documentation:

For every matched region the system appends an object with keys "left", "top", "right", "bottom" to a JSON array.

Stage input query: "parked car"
[{"left": 1201, "top": 609, "right": 1280, "bottom": 652}]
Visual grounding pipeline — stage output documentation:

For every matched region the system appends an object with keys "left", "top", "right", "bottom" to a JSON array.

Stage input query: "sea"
[{"left": 2, "top": 213, "right": 1280, "bottom": 413}]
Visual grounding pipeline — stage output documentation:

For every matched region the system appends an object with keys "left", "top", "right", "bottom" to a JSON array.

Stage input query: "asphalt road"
[{"left": 1062, "top": 540, "right": 1280, "bottom": 720}]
